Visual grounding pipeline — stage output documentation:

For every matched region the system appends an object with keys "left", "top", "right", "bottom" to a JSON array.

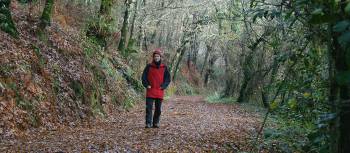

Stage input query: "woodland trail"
[{"left": 0, "top": 96, "right": 261, "bottom": 152}]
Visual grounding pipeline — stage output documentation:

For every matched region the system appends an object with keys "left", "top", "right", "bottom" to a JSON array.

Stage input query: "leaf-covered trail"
[{"left": 1, "top": 96, "right": 261, "bottom": 152}]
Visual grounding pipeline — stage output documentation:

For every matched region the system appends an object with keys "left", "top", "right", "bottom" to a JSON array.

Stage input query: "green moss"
[
  {"left": 177, "top": 83, "right": 197, "bottom": 95},
  {"left": 86, "top": 63, "right": 108, "bottom": 117},
  {"left": 32, "top": 46, "right": 46, "bottom": 67},
  {"left": 37, "top": 29, "right": 49, "bottom": 43},
  {"left": 0, "top": 64, "right": 15, "bottom": 77},
  {"left": 100, "top": 0, "right": 113, "bottom": 14},
  {"left": 0, "top": 0, "right": 19, "bottom": 38},
  {"left": 123, "top": 39, "right": 138, "bottom": 58},
  {"left": 90, "top": 90, "right": 105, "bottom": 117},
  {"left": 100, "top": 57, "right": 115, "bottom": 77},
  {"left": 85, "top": 33, "right": 106, "bottom": 48},
  {"left": 205, "top": 92, "right": 236, "bottom": 104},
  {"left": 121, "top": 67, "right": 144, "bottom": 92},
  {"left": 70, "top": 80, "right": 84, "bottom": 100},
  {"left": 7, "top": 80, "right": 41, "bottom": 127},
  {"left": 86, "top": 0, "right": 116, "bottom": 48},
  {"left": 7, "top": 82, "right": 27, "bottom": 108},
  {"left": 83, "top": 37, "right": 102, "bottom": 58},
  {"left": 122, "top": 97, "right": 135, "bottom": 110},
  {"left": 111, "top": 95, "right": 118, "bottom": 105},
  {"left": 28, "top": 112, "right": 40, "bottom": 127},
  {"left": 83, "top": 45, "right": 96, "bottom": 58},
  {"left": 51, "top": 64, "right": 60, "bottom": 94},
  {"left": 91, "top": 65, "right": 106, "bottom": 91},
  {"left": 52, "top": 77, "right": 60, "bottom": 93},
  {"left": 40, "top": 0, "right": 54, "bottom": 29}
]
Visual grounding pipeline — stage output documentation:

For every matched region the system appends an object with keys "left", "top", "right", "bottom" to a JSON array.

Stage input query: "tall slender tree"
[{"left": 118, "top": 0, "right": 131, "bottom": 55}]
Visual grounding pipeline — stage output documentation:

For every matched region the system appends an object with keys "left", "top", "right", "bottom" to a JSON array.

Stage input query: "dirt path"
[{"left": 0, "top": 96, "right": 261, "bottom": 152}]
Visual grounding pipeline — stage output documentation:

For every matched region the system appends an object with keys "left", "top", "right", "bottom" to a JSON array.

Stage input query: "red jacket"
[{"left": 142, "top": 62, "right": 171, "bottom": 99}]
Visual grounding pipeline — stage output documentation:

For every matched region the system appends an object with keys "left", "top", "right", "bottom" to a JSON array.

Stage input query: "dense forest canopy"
[{"left": 1, "top": 0, "right": 350, "bottom": 152}]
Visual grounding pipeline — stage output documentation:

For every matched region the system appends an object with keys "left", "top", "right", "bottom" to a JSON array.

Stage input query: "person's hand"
[{"left": 147, "top": 85, "right": 151, "bottom": 89}]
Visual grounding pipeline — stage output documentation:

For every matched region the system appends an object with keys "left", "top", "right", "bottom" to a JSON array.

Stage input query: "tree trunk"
[
  {"left": 190, "top": 13, "right": 199, "bottom": 67},
  {"left": 40, "top": 0, "right": 54, "bottom": 29},
  {"left": 187, "top": 46, "right": 191, "bottom": 69},
  {"left": 165, "top": 23, "right": 173, "bottom": 49},
  {"left": 237, "top": 48, "right": 254, "bottom": 103},
  {"left": 150, "top": 20, "right": 161, "bottom": 44},
  {"left": 172, "top": 46, "right": 187, "bottom": 82},
  {"left": 329, "top": 1, "right": 350, "bottom": 152},
  {"left": 137, "top": 0, "right": 146, "bottom": 51},
  {"left": 143, "top": 29, "right": 149, "bottom": 51},
  {"left": 223, "top": 60, "right": 232, "bottom": 96},
  {"left": 237, "top": 73, "right": 250, "bottom": 103},
  {"left": 223, "top": 45, "right": 233, "bottom": 97},
  {"left": 189, "top": 32, "right": 199, "bottom": 69},
  {"left": 171, "top": 33, "right": 191, "bottom": 81},
  {"left": 128, "top": 0, "right": 138, "bottom": 46},
  {"left": 327, "top": 22, "right": 339, "bottom": 153},
  {"left": 157, "top": 22, "right": 164, "bottom": 47},
  {"left": 192, "top": 40, "right": 198, "bottom": 66},
  {"left": 169, "top": 50, "right": 179, "bottom": 73},
  {"left": 331, "top": 25, "right": 350, "bottom": 153},
  {"left": 237, "top": 27, "right": 273, "bottom": 103},
  {"left": 118, "top": 0, "right": 131, "bottom": 54},
  {"left": 260, "top": 50, "right": 280, "bottom": 108},
  {"left": 204, "top": 54, "right": 217, "bottom": 87},
  {"left": 201, "top": 45, "right": 210, "bottom": 76},
  {"left": 170, "top": 31, "right": 191, "bottom": 79}
]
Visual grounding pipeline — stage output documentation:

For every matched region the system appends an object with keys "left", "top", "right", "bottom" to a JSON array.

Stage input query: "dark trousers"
[{"left": 145, "top": 98, "right": 162, "bottom": 125}]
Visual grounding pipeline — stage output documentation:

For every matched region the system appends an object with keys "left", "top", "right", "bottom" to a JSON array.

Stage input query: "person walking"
[{"left": 141, "top": 48, "right": 171, "bottom": 128}]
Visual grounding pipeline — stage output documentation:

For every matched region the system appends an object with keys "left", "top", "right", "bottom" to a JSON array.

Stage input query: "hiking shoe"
[
  {"left": 152, "top": 124, "right": 159, "bottom": 128},
  {"left": 145, "top": 124, "right": 152, "bottom": 128}
]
